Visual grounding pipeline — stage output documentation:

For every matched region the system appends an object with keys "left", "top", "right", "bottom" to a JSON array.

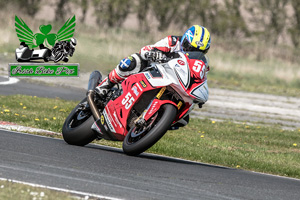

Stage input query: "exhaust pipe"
[
  {"left": 86, "top": 71, "right": 117, "bottom": 141},
  {"left": 87, "top": 85, "right": 118, "bottom": 141},
  {"left": 87, "top": 90, "right": 101, "bottom": 120},
  {"left": 87, "top": 70, "right": 102, "bottom": 91},
  {"left": 87, "top": 71, "right": 102, "bottom": 121}
]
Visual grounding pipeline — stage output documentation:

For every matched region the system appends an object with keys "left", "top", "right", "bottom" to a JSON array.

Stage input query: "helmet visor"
[
  {"left": 182, "top": 37, "right": 209, "bottom": 54},
  {"left": 182, "top": 37, "right": 200, "bottom": 52}
]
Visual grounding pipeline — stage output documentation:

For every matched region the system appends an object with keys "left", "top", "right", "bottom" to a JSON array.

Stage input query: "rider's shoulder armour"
[{"left": 168, "top": 36, "right": 181, "bottom": 47}]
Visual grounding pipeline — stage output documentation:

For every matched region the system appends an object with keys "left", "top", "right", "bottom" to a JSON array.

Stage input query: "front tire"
[
  {"left": 122, "top": 104, "right": 177, "bottom": 156},
  {"left": 62, "top": 98, "right": 97, "bottom": 146}
]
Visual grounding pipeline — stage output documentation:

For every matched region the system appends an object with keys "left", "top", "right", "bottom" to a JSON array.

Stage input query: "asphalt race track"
[
  {"left": 0, "top": 76, "right": 85, "bottom": 101},
  {"left": 1, "top": 129, "right": 300, "bottom": 200},
  {"left": 1, "top": 79, "right": 300, "bottom": 199}
]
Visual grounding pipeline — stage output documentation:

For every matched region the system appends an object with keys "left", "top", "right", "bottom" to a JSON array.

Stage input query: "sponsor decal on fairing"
[
  {"left": 103, "top": 109, "right": 116, "bottom": 133},
  {"left": 145, "top": 73, "right": 151, "bottom": 79},
  {"left": 140, "top": 80, "right": 147, "bottom": 88},
  {"left": 113, "top": 111, "right": 122, "bottom": 128},
  {"left": 132, "top": 86, "right": 139, "bottom": 96},
  {"left": 177, "top": 60, "right": 185, "bottom": 65}
]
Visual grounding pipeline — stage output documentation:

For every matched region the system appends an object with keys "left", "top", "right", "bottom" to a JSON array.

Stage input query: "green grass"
[
  {"left": 208, "top": 69, "right": 300, "bottom": 97},
  {"left": 0, "top": 95, "right": 76, "bottom": 133},
  {"left": 208, "top": 43, "right": 300, "bottom": 97},
  {"left": 1, "top": 95, "right": 300, "bottom": 179},
  {"left": 0, "top": 179, "right": 97, "bottom": 200}
]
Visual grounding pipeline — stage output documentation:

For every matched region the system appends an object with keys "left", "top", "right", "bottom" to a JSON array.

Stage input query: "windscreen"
[{"left": 185, "top": 51, "right": 206, "bottom": 60}]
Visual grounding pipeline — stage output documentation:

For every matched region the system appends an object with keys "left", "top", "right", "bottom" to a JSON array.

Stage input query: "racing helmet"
[
  {"left": 180, "top": 25, "right": 211, "bottom": 54},
  {"left": 70, "top": 38, "right": 77, "bottom": 48}
]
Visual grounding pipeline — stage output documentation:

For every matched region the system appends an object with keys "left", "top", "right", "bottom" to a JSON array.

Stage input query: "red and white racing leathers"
[
  {"left": 108, "top": 35, "right": 209, "bottom": 84},
  {"left": 139, "top": 35, "right": 182, "bottom": 60}
]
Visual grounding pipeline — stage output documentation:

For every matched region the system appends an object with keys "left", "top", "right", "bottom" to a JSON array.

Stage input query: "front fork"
[
  {"left": 134, "top": 87, "right": 166, "bottom": 127},
  {"left": 134, "top": 87, "right": 182, "bottom": 127}
]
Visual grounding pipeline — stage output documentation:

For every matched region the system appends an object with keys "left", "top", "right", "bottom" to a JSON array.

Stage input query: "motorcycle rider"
[
  {"left": 95, "top": 25, "right": 211, "bottom": 127},
  {"left": 51, "top": 38, "right": 77, "bottom": 62}
]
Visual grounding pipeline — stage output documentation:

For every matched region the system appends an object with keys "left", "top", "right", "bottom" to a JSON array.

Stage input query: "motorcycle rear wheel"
[
  {"left": 62, "top": 98, "right": 97, "bottom": 146},
  {"left": 122, "top": 104, "right": 177, "bottom": 156}
]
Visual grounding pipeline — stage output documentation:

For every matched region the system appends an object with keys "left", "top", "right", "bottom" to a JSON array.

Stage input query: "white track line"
[
  {"left": 0, "top": 177, "right": 123, "bottom": 200},
  {"left": 0, "top": 76, "right": 19, "bottom": 85},
  {"left": 0, "top": 121, "right": 60, "bottom": 136}
]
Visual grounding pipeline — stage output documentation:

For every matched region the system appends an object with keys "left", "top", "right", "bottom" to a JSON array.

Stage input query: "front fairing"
[{"left": 142, "top": 51, "right": 209, "bottom": 103}]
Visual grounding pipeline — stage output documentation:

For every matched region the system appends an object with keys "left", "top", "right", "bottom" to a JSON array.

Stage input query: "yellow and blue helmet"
[{"left": 180, "top": 25, "right": 211, "bottom": 54}]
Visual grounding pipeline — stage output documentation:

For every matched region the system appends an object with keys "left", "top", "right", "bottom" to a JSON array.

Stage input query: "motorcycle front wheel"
[
  {"left": 122, "top": 104, "right": 177, "bottom": 156},
  {"left": 62, "top": 97, "right": 97, "bottom": 146}
]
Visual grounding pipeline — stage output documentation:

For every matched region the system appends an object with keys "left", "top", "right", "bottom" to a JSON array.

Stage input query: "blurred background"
[{"left": 0, "top": 0, "right": 299, "bottom": 96}]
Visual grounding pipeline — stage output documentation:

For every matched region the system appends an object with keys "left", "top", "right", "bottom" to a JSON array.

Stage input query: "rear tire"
[
  {"left": 122, "top": 104, "right": 177, "bottom": 156},
  {"left": 62, "top": 98, "right": 97, "bottom": 146}
]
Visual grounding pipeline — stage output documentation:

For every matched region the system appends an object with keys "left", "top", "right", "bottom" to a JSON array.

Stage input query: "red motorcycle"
[{"left": 62, "top": 51, "right": 209, "bottom": 156}]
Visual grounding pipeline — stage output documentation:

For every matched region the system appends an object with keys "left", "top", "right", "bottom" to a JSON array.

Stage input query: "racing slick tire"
[
  {"left": 62, "top": 98, "right": 97, "bottom": 146},
  {"left": 123, "top": 104, "right": 177, "bottom": 156}
]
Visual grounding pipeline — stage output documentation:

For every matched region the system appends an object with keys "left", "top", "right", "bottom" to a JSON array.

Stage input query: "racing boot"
[
  {"left": 94, "top": 69, "right": 124, "bottom": 99},
  {"left": 95, "top": 54, "right": 142, "bottom": 98}
]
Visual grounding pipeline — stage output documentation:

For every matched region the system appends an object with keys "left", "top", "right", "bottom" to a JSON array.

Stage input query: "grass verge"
[
  {"left": 1, "top": 95, "right": 300, "bottom": 179},
  {"left": 0, "top": 95, "right": 76, "bottom": 133},
  {"left": 0, "top": 179, "right": 98, "bottom": 200}
]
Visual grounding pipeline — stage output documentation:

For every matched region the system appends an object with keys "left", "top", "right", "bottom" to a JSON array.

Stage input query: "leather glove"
[{"left": 145, "top": 50, "right": 166, "bottom": 61}]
